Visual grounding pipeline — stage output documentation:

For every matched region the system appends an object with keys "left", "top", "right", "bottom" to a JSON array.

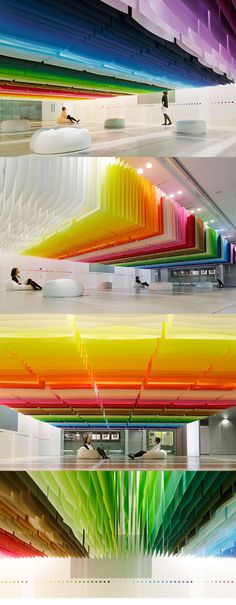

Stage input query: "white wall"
[
  {"left": 0, "top": 253, "right": 141, "bottom": 290},
  {"left": 174, "top": 83, "right": 236, "bottom": 128},
  {"left": 42, "top": 82, "right": 236, "bottom": 128},
  {"left": 0, "top": 555, "right": 235, "bottom": 597},
  {"left": 186, "top": 421, "right": 200, "bottom": 457},
  {"left": 0, "top": 407, "right": 61, "bottom": 460}
]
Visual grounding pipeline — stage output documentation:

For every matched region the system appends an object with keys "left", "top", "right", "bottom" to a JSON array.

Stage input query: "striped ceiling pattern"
[
  {"left": 0, "top": 0, "right": 234, "bottom": 99},
  {"left": 7, "top": 157, "right": 233, "bottom": 270},
  {"left": 1, "top": 315, "right": 236, "bottom": 428},
  {"left": 1, "top": 470, "right": 236, "bottom": 559}
]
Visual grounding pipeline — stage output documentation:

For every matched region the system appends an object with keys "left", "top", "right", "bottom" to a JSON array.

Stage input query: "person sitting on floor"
[
  {"left": 56, "top": 106, "right": 80, "bottom": 125},
  {"left": 82, "top": 433, "right": 110, "bottom": 459},
  {"left": 135, "top": 275, "right": 149, "bottom": 287},
  {"left": 129, "top": 436, "right": 161, "bottom": 459},
  {"left": 11, "top": 267, "right": 42, "bottom": 291}
]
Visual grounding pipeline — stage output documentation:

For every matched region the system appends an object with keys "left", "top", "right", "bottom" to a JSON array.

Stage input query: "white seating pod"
[
  {"left": 98, "top": 281, "right": 112, "bottom": 290},
  {"left": 141, "top": 449, "right": 167, "bottom": 460},
  {"left": 42, "top": 279, "right": 84, "bottom": 298},
  {"left": 4, "top": 280, "right": 33, "bottom": 291},
  {"left": 30, "top": 125, "right": 91, "bottom": 154},
  {"left": 104, "top": 118, "right": 125, "bottom": 129},
  {"left": 77, "top": 447, "right": 101, "bottom": 460},
  {"left": 175, "top": 120, "right": 206, "bottom": 135},
  {"left": 1, "top": 119, "right": 30, "bottom": 133}
]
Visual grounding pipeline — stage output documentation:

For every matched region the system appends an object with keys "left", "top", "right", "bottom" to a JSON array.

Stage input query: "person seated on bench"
[
  {"left": 82, "top": 433, "right": 110, "bottom": 459},
  {"left": 135, "top": 275, "right": 149, "bottom": 287},
  {"left": 57, "top": 107, "right": 80, "bottom": 125},
  {"left": 11, "top": 267, "right": 42, "bottom": 291},
  {"left": 129, "top": 436, "right": 161, "bottom": 459}
]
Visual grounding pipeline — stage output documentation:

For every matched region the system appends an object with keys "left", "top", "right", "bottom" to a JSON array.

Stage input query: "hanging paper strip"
[
  {"left": 6, "top": 156, "right": 232, "bottom": 270},
  {"left": 0, "top": 0, "right": 233, "bottom": 100},
  {"left": 1, "top": 315, "right": 236, "bottom": 427},
  {"left": 1, "top": 471, "right": 236, "bottom": 559}
]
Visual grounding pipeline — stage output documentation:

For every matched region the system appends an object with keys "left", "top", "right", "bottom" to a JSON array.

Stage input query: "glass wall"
[
  {"left": 63, "top": 430, "right": 125, "bottom": 455},
  {"left": 0, "top": 101, "right": 42, "bottom": 122},
  {"left": 148, "top": 430, "right": 174, "bottom": 454},
  {"left": 63, "top": 429, "right": 175, "bottom": 455}
]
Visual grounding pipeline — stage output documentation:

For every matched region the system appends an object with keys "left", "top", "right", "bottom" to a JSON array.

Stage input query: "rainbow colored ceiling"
[
  {"left": 0, "top": 0, "right": 234, "bottom": 100},
  {"left": 1, "top": 315, "right": 236, "bottom": 429},
  {"left": 9, "top": 157, "right": 234, "bottom": 270},
  {"left": 1, "top": 470, "right": 236, "bottom": 559}
]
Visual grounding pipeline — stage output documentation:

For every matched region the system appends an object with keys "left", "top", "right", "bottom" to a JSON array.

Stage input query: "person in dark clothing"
[
  {"left": 135, "top": 276, "right": 149, "bottom": 287},
  {"left": 61, "top": 107, "right": 80, "bottom": 124},
  {"left": 83, "top": 434, "right": 110, "bottom": 459},
  {"left": 217, "top": 278, "right": 224, "bottom": 288},
  {"left": 129, "top": 437, "right": 161, "bottom": 459},
  {"left": 11, "top": 267, "right": 42, "bottom": 290},
  {"left": 161, "top": 90, "right": 172, "bottom": 125}
]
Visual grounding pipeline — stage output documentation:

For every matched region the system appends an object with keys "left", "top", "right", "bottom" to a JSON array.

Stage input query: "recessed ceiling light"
[
  {"left": 177, "top": 190, "right": 183, "bottom": 195},
  {"left": 146, "top": 162, "right": 152, "bottom": 169},
  {"left": 137, "top": 168, "right": 143, "bottom": 175},
  {"left": 218, "top": 228, "right": 225, "bottom": 232},
  {"left": 190, "top": 210, "right": 195, "bottom": 214},
  {"left": 196, "top": 207, "right": 202, "bottom": 212},
  {"left": 169, "top": 194, "right": 175, "bottom": 198},
  {"left": 209, "top": 220, "right": 215, "bottom": 223}
]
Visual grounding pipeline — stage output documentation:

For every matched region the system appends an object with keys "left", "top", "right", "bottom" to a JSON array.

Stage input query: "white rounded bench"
[
  {"left": 98, "top": 281, "right": 112, "bottom": 291},
  {"left": 149, "top": 282, "right": 173, "bottom": 291},
  {"left": 175, "top": 120, "right": 206, "bottom": 135},
  {"left": 133, "top": 283, "right": 145, "bottom": 289},
  {"left": 141, "top": 449, "right": 167, "bottom": 460},
  {"left": 43, "top": 278, "right": 84, "bottom": 298},
  {"left": 104, "top": 118, "right": 125, "bottom": 129},
  {"left": 1, "top": 119, "right": 30, "bottom": 133},
  {"left": 77, "top": 447, "right": 101, "bottom": 460},
  {"left": 4, "top": 280, "right": 33, "bottom": 291},
  {"left": 30, "top": 126, "right": 91, "bottom": 154}
]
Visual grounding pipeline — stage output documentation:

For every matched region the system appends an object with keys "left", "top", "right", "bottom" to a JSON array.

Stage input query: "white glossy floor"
[
  {"left": 1, "top": 454, "right": 236, "bottom": 470},
  {"left": 1, "top": 121, "right": 236, "bottom": 157},
  {"left": 0, "top": 287, "right": 236, "bottom": 315}
]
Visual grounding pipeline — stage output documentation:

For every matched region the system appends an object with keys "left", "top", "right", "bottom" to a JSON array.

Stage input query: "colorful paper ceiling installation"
[
  {"left": 101, "top": 0, "right": 236, "bottom": 79},
  {"left": 2, "top": 156, "right": 232, "bottom": 270},
  {"left": 1, "top": 315, "right": 236, "bottom": 428},
  {"left": 1, "top": 471, "right": 236, "bottom": 559},
  {"left": 0, "top": 0, "right": 233, "bottom": 100}
]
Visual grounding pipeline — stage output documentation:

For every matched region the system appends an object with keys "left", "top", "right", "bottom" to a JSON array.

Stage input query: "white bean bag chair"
[
  {"left": 1, "top": 119, "right": 30, "bottom": 133},
  {"left": 43, "top": 278, "right": 84, "bottom": 298},
  {"left": 98, "top": 281, "right": 112, "bottom": 290},
  {"left": 5, "top": 280, "right": 33, "bottom": 291},
  {"left": 77, "top": 447, "right": 101, "bottom": 460},
  {"left": 142, "top": 449, "right": 167, "bottom": 460},
  {"left": 133, "top": 283, "right": 145, "bottom": 290},
  {"left": 175, "top": 120, "right": 206, "bottom": 135},
  {"left": 149, "top": 282, "right": 173, "bottom": 291},
  {"left": 30, "top": 126, "right": 91, "bottom": 154},
  {"left": 104, "top": 118, "right": 125, "bottom": 129}
]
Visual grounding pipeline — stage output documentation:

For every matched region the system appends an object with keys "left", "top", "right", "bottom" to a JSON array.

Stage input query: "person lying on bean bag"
[
  {"left": 11, "top": 267, "right": 42, "bottom": 290},
  {"left": 129, "top": 437, "right": 167, "bottom": 460},
  {"left": 56, "top": 107, "right": 80, "bottom": 125},
  {"left": 77, "top": 433, "right": 109, "bottom": 459}
]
